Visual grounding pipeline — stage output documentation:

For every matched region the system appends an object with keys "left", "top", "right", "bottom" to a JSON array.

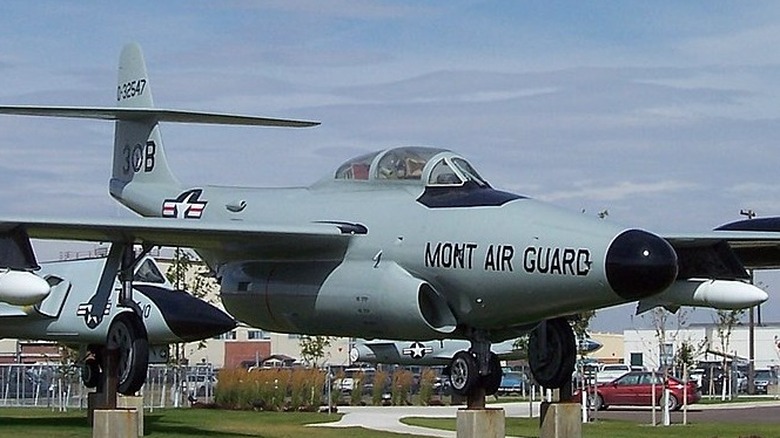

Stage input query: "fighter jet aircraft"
[
  {"left": 0, "top": 43, "right": 776, "bottom": 400},
  {"left": 0, "top": 228, "right": 235, "bottom": 394},
  {"left": 351, "top": 339, "right": 523, "bottom": 367},
  {"left": 351, "top": 337, "right": 603, "bottom": 367}
]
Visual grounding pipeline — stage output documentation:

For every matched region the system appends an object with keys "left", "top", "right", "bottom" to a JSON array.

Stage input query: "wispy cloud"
[{"left": 540, "top": 180, "right": 698, "bottom": 202}]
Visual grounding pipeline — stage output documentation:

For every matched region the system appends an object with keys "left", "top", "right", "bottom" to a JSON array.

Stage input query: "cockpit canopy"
[{"left": 334, "top": 146, "right": 489, "bottom": 187}]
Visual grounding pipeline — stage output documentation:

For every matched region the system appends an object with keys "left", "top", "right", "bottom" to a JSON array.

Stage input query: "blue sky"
[{"left": 1, "top": 1, "right": 780, "bottom": 331}]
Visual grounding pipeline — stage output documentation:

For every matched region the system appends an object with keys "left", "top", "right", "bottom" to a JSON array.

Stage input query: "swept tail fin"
[
  {"left": 110, "top": 43, "right": 180, "bottom": 214},
  {"left": 0, "top": 42, "right": 319, "bottom": 217}
]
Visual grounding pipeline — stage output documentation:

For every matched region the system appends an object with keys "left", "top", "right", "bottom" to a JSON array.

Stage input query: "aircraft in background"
[
  {"left": 0, "top": 43, "right": 776, "bottom": 400},
  {"left": 351, "top": 337, "right": 602, "bottom": 367},
  {"left": 0, "top": 228, "right": 235, "bottom": 394},
  {"left": 351, "top": 339, "right": 522, "bottom": 367}
]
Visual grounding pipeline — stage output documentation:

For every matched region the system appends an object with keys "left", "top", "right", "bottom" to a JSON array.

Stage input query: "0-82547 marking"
[{"left": 117, "top": 78, "right": 147, "bottom": 101}]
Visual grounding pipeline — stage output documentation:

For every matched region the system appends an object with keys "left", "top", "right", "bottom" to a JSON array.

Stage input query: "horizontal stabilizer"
[{"left": 0, "top": 105, "right": 319, "bottom": 128}]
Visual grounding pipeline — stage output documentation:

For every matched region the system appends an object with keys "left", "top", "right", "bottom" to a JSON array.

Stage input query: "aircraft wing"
[
  {"left": 664, "top": 226, "right": 780, "bottom": 279},
  {"left": 0, "top": 216, "right": 358, "bottom": 261},
  {"left": 0, "top": 105, "right": 319, "bottom": 127}
]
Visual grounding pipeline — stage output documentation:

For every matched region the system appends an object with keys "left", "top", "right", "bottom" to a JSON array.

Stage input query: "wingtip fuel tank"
[
  {"left": 637, "top": 279, "right": 768, "bottom": 314},
  {"left": 0, "top": 270, "right": 50, "bottom": 306}
]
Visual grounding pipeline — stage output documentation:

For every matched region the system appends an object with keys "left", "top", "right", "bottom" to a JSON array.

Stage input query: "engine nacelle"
[
  {"left": 317, "top": 261, "right": 457, "bottom": 339},
  {"left": 221, "top": 260, "right": 457, "bottom": 340},
  {"left": 0, "top": 270, "right": 50, "bottom": 306}
]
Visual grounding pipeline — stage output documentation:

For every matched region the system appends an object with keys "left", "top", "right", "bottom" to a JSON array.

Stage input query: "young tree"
[
  {"left": 570, "top": 311, "right": 596, "bottom": 353},
  {"left": 299, "top": 335, "right": 333, "bottom": 367},
  {"left": 166, "top": 247, "right": 219, "bottom": 355},
  {"left": 713, "top": 309, "right": 744, "bottom": 399}
]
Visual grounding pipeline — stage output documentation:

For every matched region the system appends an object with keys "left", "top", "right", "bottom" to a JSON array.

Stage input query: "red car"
[{"left": 574, "top": 371, "right": 701, "bottom": 411}]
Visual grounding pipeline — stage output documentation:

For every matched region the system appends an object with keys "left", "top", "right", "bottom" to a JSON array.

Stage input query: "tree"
[
  {"left": 165, "top": 248, "right": 219, "bottom": 362},
  {"left": 713, "top": 309, "right": 744, "bottom": 399},
  {"left": 570, "top": 310, "right": 596, "bottom": 354},
  {"left": 512, "top": 334, "right": 529, "bottom": 359},
  {"left": 299, "top": 335, "right": 333, "bottom": 367},
  {"left": 165, "top": 248, "right": 216, "bottom": 302}
]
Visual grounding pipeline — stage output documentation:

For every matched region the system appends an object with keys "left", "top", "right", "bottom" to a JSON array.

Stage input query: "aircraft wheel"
[
  {"left": 528, "top": 317, "right": 576, "bottom": 389},
  {"left": 107, "top": 313, "right": 149, "bottom": 395},
  {"left": 449, "top": 351, "right": 479, "bottom": 396},
  {"left": 480, "top": 352, "right": 502, "bottom": 396},
  {"left": 81, "top": 355, "right": 101, "bottom": 389}
]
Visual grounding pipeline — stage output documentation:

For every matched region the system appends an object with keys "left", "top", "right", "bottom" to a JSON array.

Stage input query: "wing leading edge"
[
  {"left": 0, "top": 217, "right": 358, "bottom": 262},
  {"left": 664, "top": 229, "right": 780, "bottom": 278}
]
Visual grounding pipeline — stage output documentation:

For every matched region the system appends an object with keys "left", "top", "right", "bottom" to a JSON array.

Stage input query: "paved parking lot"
[{"left": 593, "top": 400, "right": 780, "bottom": 424}]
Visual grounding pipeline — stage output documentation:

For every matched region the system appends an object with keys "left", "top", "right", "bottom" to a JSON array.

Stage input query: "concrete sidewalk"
[{"left": 309, "top": 402, "right": 540, "bottom": 437}]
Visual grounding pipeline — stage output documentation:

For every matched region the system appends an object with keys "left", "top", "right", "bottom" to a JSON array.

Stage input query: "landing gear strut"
[{"left": 79, "top": 243, "right": 151, "bottom": 396}]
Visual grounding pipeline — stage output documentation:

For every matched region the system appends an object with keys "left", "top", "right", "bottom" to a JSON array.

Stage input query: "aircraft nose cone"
[
  {"left": 606, "top": 229, "right": 678, "bottom": 300},
  {"left": 136, "top": 285, "right": 237, "bottom": 342}
]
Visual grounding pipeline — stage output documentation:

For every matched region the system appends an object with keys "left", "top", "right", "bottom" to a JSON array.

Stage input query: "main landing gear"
[
  {"left": 79, "top": 243, "right": 152, "bottom": 396},
  {"left": 447, "top": 317, "right": 576, "bottom": 408},
  {"left": 81, "top": 313, "right": 149, "bottom": 395},
  {"left": 528, "top": 317, "right": 576, "bottom": 389}
]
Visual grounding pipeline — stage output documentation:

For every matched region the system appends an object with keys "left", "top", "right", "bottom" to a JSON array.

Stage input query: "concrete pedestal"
[
  {"left": 456, "top": 408, "right": 505, "bottom": 438},
  {"left": 540, "top": 402, "right": 581, "bottom": 438},
  {"left": 117, "top": 395, "right": 144, "bottom": 436},
  {"left": 93, "top": 409, "right": 139, "bottom": 438}
]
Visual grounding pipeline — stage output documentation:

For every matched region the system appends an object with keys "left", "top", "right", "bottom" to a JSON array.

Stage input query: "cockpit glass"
[
  {"left": 134, "top": 258, "right": 166, "bottom": 284},
  {"left": 452, "top": 158, "right": 487, "bottom": 186},
  {"left": 375, "top": 147, "right": 441, "bottom": 180},
  {"left": 428, "top": 159, "right": 463, "bottom": 186},
  {"left": 334, "top": 151, "right": 380, "bottom": 180}
]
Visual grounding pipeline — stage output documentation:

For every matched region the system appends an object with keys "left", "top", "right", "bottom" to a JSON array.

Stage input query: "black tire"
[
  {"left": 666, "top": 393, "right": 679, "bottom": 411},
  {"left": 81, "top": 355, "right": 101, "bottom": 389},
  {"left": 481, "top": 352, "right": 502, "bottom": 396},
  {"left": 528, "top": 317, "right": 576, "bottom": 389},
  {"left": 107, "top": 313, "right": 149, "bottom": 395},
  {"left": 589, "top": 392, "right": 605, "bottom": 410},
  {"left": 449, "top": 351, "right": 479, "bottom": 396}
]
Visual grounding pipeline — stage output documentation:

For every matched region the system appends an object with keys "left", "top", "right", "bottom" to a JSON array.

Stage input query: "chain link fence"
[{"left": 0, "top": 363, "right": 215, "bottom": 410}]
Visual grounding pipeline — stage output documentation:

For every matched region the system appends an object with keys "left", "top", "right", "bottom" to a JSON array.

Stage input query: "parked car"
[
  {"left": 334, "top": 366, "right": 375, "bottom": 393},
  {"left": 497, "top": 372, "right": 526, "bottom": 396},
  {"left": 183, "top": 373, "right": 216, "bottom": 398},
  {"left": 595, "top": 363, "right": 632, "bottom": 383},
  {"left": 754, "top": 369, "right": 779, "bottom": 395},
  {"left": 574, "top": 371, "right": 701, "bottom": 411}
]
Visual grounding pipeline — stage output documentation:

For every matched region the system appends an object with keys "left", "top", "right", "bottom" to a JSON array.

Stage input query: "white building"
[{"left": 624, "top": 323, "right": 780, "bottom": 371}]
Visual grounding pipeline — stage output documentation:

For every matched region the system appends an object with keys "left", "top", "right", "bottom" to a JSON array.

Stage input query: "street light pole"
[{"left": 740, "top": 209, "right": 756, "bottom": 395}]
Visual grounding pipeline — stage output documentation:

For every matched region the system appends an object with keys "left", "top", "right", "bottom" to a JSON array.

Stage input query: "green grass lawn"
[
  {"left": 404, "top": 416, "right": 780, "bottom": 438},
  {"left": 4, "top": 406, "right": 780, "bottom": 438},
  {"left": 0, "top": 408, "right": 411, "bottom": 438}
]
